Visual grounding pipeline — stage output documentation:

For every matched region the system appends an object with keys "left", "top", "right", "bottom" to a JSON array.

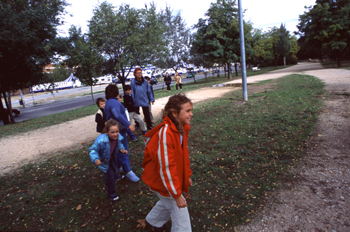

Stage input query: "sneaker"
[
  {"left": 126, "top": 171, "right": 140, "bottom": 182},
  {"left": 109, "top": 194, "right": 120, "bottom": 202}
]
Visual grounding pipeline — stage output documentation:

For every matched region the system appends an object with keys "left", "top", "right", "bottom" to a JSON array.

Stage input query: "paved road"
[{"left": 1, "top": 71, "right": 223, "bottom": 125}]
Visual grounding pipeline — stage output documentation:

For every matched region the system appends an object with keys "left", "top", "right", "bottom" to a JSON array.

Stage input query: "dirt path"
[{"left": 237, "top": 68, "right": 350, "bottom": 231}]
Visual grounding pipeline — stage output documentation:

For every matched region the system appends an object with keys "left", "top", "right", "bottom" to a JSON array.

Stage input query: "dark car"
[{"left": 0, "top": 108, "right": 20, "bottom": 120}]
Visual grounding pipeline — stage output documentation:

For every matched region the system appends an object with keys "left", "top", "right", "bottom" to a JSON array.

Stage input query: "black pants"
[
  {"left": 136, "top": 106, "right": 152, "bottom": 130},
  {"left": 176, "top": 84, "right": 182, "bottom": 90},
  {"left": 166, "top": 84, "right": 171, "bottom": 91}
]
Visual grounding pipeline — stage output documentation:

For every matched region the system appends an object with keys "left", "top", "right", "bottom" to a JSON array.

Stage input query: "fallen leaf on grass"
[
  {"left": 317, "top": 134, "right": 324, "bottom": 137},
  {"left": 81, "top": 224, "right": 87, "bottom": 228},
  {"left": 246, "top": 219, "right": 250, "bottom": 222},
  {"left": 76, "top": 204, "right": 82, "bottom": 210},
  {"left": 137, "top": 219, "right": 146, "bottom": 229}
]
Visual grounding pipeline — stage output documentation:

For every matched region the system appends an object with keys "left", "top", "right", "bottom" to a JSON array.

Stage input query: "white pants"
[
  {"left": 129, "top": 112, "right": 147, "bottom": 131},
  {"left": 146, "top": 192, "right": 192, "bottom": 232}
]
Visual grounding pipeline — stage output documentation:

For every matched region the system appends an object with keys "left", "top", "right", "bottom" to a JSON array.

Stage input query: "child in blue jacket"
[{"left": 89, "top": 119, "right": 130, "bottom": 201}]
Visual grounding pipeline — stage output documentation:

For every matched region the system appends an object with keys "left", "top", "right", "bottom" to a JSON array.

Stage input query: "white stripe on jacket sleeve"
[
  {"left": 158, "top": 126, "right": 171, "bottom": 196},
  {"left": 162, "top": 124, "right": 178, "bottom": 196}
]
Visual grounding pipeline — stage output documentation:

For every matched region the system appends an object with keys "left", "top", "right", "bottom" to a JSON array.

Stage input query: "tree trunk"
[
  {"left": 0, "top": 93, "right": 10, "bottom": 125},
  {"left": 217, "top": 68, "right": 220, "bottom": 78},
  {"left": 90, "top": 85, "right": 95, "bottom": 105},
  {"left": 2, "top": 92, "right": 14, "bottom": 123},
  {"left": 227, "top": 63, "right": 231, "bottom": 80},
  {"left": 337, "top": 56, "right": 341, "bottom": 67},
  {"left": 235, "top": 63, "right": 238, "bottom": 76},
  {"left": 224, "top": 65, "right": 227, "bottom": 78},
  {"left": 6, "top": 92, "right": 15, "bottom": 123},
  {"left": 283, "top": 56, "right": 286, "bottom": 67}
]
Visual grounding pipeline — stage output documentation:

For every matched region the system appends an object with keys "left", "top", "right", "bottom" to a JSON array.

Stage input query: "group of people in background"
[
  {"left": 164, "top": 71, "right": 183, "bottom": 91},
  {"left": 89, "top": 68, "right": 194, "bottom": 231}
]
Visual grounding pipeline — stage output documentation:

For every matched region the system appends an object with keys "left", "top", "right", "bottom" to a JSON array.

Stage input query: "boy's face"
[
  {"left": 125, "top": 89, "right": 132, "bottom": 95},
  {"left": 98, "top": 101, "right": 106, "bottom": 109},
  {"left": 117, "top": 96, "right": 122, "bottom": 102}
]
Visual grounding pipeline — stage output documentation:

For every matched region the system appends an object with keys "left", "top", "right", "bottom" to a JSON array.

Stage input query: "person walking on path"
[
  {"left": 104, "top": 84, "right": 140, "bottom": 182},
  {"left": 163, "top": 72, "right": 172, "bottom": 91},
  {"left": 174, "top": 72, "right": 183, "bottom": 90},
  {"left": 139, "top": 93, "right": 194, "bottom": 231},
  {"left": 130, "top": 68, "right": 155, "bottom": 130}
]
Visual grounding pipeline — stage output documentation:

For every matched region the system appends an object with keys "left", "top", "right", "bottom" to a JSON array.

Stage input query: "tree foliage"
[
  {"left": 191, "top": 0, "right": 253, "bottom": 79},
  {"left": 0, "top": 0, "right": 68, "bottom": 124},
  {"left": 65, "top": 26, "right": 102, "bottom": 104},
  {"left": 276, "top": 24, "right": 291, "bottom": 67},
  {"left": 49, "top": 64, "right": 69, "bottom": 82},
  {"left": 153, "top": 7, "right": 191, "bottom": 72},
  {"left": 296, "top": 0, "right": 350, "bottom": 66},
  {"left": 88, "top": 2, "right": 166, "bottom": 88}
]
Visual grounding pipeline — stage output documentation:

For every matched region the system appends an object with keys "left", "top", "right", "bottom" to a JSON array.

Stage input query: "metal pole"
[{"left": 238, "top": 0, "right": 248, "bottom": 101}]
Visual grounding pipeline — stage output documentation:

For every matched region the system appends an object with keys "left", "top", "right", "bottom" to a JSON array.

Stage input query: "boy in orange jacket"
[{"left": 141, "top": 93, "right": 193, "bottom": 231}]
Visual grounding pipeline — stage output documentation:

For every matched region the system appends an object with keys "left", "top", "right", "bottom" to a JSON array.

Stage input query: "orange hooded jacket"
[{"left": 142, "top": 116, "right": 192, "bottom": 198}]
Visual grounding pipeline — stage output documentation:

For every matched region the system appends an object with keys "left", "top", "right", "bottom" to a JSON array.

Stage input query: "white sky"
[{"left": 57, "top": 0, "right": 316, "bottom": 36}]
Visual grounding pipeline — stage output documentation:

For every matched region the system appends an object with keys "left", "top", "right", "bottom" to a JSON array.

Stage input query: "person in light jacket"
[{"left": 130, "top": 68, "right": 155, "bottom": 130}]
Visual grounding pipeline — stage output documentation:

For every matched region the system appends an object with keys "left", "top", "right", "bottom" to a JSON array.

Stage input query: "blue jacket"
[
  {"left": 105, "top": 97, "right": 130, "bottom": 132},
  {"left": 130, "top": 77, "right": 155, "bottom": 107},
  {"left": 89, "top": 133, "right": 125, "bottom": 173}
]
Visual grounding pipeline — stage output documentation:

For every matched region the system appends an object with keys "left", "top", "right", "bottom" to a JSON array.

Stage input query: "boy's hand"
[
  {"left": 95, "top": 159, "right": 102, "bottom": 166},
  {"left": 129, "top": 125, "right": 135, "bottom": 133},
  {"left": 151, "top": 101, "right": 155, "bottom": 105},
  {"left": 120, "top": 149, "right": 128, "bottom": 154},
  {"left": 189, "top": 178, "right": 193, "bottom": 187},
  {"left": 175, "top": 196, "right": 187, "bottom": 208}
]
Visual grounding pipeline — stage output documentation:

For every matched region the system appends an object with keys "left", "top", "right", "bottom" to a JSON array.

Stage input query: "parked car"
[
  {"left": 186, "top": 72, "right": 195, "bottom": 79},
  {"left": 0, "top": 108, "right": 20, "bottom": 120}
]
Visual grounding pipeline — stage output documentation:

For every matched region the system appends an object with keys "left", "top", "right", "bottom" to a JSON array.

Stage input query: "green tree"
[
  {"left": 296, "top": 0, "right": 350, "bottom": 66},
  {"left": 191, "top": 0, "right": 253, "bottom": 79},
  {"left": 49, "top": 64, "right": 69, "bottom": 82},
  {"left": 88, "top": 2, "right": 166, "bottom": 89},
  {"left": 65, "top": 26, "right": 102, "bottom": 104},
  {"left": 0, "top": 0, "right": 68, "bottom": 124},
  {"left": 153, "top": 7, "right": 191, "bottom": 72},
  {"left": 276, "top": 24, "right": 291, "bottom": 67}
]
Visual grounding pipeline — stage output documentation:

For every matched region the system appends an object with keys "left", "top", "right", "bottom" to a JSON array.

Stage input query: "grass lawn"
[
  {"left": 321, "top": 60, "right": 350, "bottom": 69},
  {"left": 0, "top": 65, "right": 289, "bottom": 139},
  {"left": 0, "top": 74, "right": 325, "bottom": 231}
]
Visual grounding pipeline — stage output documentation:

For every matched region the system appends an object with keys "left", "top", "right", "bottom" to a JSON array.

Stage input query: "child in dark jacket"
[
  {"left": 123, "top": 85, "right": 147, "bottom": 134},
  {"left": 95, "top": 98, "right": 106, "bottom": 133},
  {"left": 116, "top": 94, "right": 138, "bottom": 142}
]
